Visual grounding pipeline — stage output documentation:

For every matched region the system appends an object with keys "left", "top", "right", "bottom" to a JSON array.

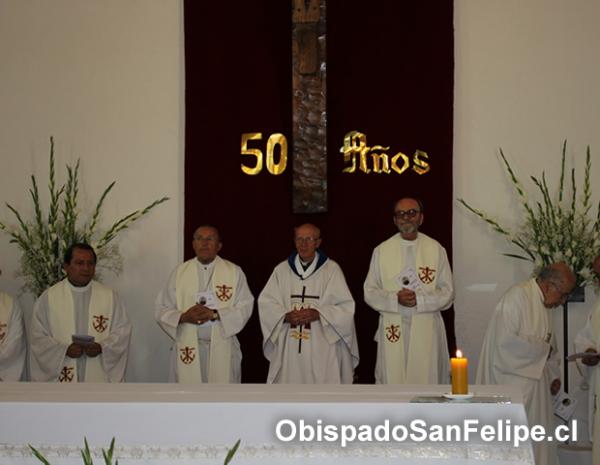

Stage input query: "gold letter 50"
[{"left": 241, "top": 133, "right": 288, "bottom": 175}]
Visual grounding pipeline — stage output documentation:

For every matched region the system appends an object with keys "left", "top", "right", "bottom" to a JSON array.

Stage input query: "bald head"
[{"left": 537, "top": 262, "right": 576, "bottom": 308}]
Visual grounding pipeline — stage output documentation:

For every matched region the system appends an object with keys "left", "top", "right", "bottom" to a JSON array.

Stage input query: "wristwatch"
[{"left": 211, "top": 310, "right": 219, "bottom": 321}]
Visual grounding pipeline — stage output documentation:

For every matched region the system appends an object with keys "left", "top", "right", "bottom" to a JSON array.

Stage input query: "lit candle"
[{"left": 451, "top": 350, "right": 468, "bottom": 394}]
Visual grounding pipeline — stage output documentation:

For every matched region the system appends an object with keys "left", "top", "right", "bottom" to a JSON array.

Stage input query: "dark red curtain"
[{"left": 184, "top": 0, "right": 454, "bottom": 383}]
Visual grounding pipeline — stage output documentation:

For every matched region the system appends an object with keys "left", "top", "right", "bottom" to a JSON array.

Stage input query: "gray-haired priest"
[
  {"left": 258, "top": 223, "right": 359, "bottom": 384},
  {"left": 364, "top": 197, "right": 454, "bottom": 384},
  {"left": 477, "top": 262, "right": 576, "bottom": 465},
  {"left": 0, "top": 286, "right": 26, "bottom": 381},
  {"left": 30, "top": 243, "right": 132, "bottom": 382},
  {"left": 155, "top": 225, "right": 253, "bottom": 383}
]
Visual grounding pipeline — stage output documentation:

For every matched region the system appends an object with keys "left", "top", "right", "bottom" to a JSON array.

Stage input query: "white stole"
[
  {"left": 0, "top": 293, "right": 14, "bottom": 346},
  {"left": 379, "top": 233, "right": 439, "bottom": 383},
  {"left": 47, "top": 279, "right": 113, "bottom": 383},
  {"left": 175, "top": 256, "right": 236, "bottom": 383}
]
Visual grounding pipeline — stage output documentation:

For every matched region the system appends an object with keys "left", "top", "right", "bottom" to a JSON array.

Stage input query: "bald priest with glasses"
[
  {"left": 364, "top": 197, "right": 454, "bottom": 384},
  {"left": 259, "top": 223, "right": 359, "bottom": 384}
]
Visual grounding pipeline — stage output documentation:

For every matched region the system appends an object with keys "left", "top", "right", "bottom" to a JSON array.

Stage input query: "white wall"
[
  {"left": 0, "top": 0, "right": 184, "bottom": 381},
  {"left": 454, "top": 0, "right": 600, "bottom": 433},
  {"left": 1, "top": 0, "right": 600, "bottom": 393}
]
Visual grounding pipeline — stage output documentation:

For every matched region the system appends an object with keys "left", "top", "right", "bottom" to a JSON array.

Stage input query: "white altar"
[{"left": 0, "top": 383, "right": 533, "bottom": 465}]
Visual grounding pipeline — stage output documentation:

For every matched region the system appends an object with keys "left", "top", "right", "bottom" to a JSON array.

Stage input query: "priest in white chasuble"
[
  {"left": 477, "top": 262, "right": 576, "bottom": 465},
  {"left": 259, "top": 223, "right": 359, "bottom": 384},
  {"left": 0, "top": 288, "right": 26, "bottom": 381},
  {"left": 30, "top": 243, "right": 132, "bottom": 383},
  {"left": 155, "top": 225, "right": 253, "bottom": 383},
  {"left": 575, "top": 255, "right": 600, "bottom": 465},
  {"left": 364, "top": 197, "right": 454, "bottom": 385}
]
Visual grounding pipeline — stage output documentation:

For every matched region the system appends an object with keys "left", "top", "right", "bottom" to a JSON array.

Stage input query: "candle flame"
[{"left": 456, "top": 349, "right": 463, "bottom": 358}]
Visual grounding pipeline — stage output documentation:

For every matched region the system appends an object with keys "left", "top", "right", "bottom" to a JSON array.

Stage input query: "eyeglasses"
[
  {"left": 295, "top": 237, "right": 319, "bottom": 244},
  {"left": 194, "top": 236, "right": 218, "bottom": 243},
  {"left": 394, "top": 209, "right": 421, "bottom": 219}
]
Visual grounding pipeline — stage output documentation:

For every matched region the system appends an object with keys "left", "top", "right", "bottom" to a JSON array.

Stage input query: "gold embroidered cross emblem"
[
  {"left": 215, "top": 284, "right": 233, "bottom": 301},
  {"left": 418, "top": 266, "right": 436, "bottom": 284},
  {"left": 179, "top": 346, "right": 196, "bottom": 364},
  {"left": 92, "top": 315, "right": 109, "bottom": 333},
  {"left": 59, "top": 366, "right": 75, "bottom": 382},
  {"left": 385, "top": 324, "right": 401, "bottom": 343}
]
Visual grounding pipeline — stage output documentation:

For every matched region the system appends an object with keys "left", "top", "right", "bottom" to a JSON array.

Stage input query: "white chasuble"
[
  {"left": 259, "top": 254, "right": 359, "bottom": 384},
  {"left": 0, "top": 293, "right": 13, "bottom": 344},
  {"left": 0, "top": 292, "right": 25, "bottom": 381},
  {"left": 47, "top": 280, "right": 113, "bottom": 383},
  {"left": 575, "top": 300, "right": 600, "bottom": 465},
  {"left": 476, "top": 279, "right": 558, "bottom": 465},
  {"left": 376, "top": 232, "right": 450, "bottom": 384},
  {"left": 175, "top": 257, "right": 236, "bottom": 383}
]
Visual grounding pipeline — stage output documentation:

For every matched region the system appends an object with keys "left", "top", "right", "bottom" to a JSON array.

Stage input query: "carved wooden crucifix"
[{"left": 291, "top": 0, "right": 327, "bottom": 213}]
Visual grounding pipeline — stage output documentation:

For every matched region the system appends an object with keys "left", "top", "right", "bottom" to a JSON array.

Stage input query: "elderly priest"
[
  {"left": 259, "top": 223, "right": 359, "bottom": 384},
  {"left": 364, "top": 197, "right": 454, "bottom": 384},
  {"left": 155, "top": 225, "right": 253, "bottom": 383},
  {"left": 30, "top": 243, "right": 132, "bottom": 382},
  {"left": 477, "top": 262, "right": 576, "bottom": 465}
]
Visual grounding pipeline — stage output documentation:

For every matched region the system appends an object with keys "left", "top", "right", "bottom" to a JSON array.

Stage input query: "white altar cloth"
[{"left": 0, "top": 383, "right": 533, "bottom": 465}]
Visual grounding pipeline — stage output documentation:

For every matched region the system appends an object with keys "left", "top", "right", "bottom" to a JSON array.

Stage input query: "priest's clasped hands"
[
  {"left": 284, "top": 307, "right": 320, "bottom": 326},
  {"left": 582, "top": 348, "right": 600, "bottom": 367},
  {"left": 397, "top": 288, "right": 417, "bottom": 307},
  {"left": 66, "top": 342, "right": 102, "bottom": 358},
  {"left": 180, "top": 303, "right": 217, "bottom": 325}
]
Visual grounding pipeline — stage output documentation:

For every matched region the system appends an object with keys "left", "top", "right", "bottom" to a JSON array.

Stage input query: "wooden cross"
[{"left": 291, "top": 0, "right": 328, "bottom": 213}]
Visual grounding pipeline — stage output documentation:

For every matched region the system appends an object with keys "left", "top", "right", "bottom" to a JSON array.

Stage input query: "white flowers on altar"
[
  {"left": 0, "top": 137, "right": 169, "bottom": 296},
  {"left": 459, "top": 141, "right": 600, "bottom": 289}
]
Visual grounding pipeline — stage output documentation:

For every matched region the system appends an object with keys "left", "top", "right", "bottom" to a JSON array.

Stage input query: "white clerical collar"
[
  {"left": 399, "top": 233, "right": 419, "bottom": 246},
  {"left": 196, "top": 257, "right": 216, "bottom": 272},
  {"left": 295, "top": 252, "right": 319, "bottom": 279},
  {"left": 67, "top": 279, "right": 92, "bottom": 293}
]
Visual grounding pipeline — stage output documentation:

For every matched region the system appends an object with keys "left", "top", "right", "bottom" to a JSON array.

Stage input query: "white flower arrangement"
[
  {"left": 458, "top": 141, "right": 600, "bottom": 289},
  {"left": 0, "top": 137, "right": 169, "bottom": 296}
]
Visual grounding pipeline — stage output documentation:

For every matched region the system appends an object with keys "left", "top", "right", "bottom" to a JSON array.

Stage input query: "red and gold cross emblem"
[
  {"left": 59, "top": 366, "right": 75, "bottom": 382},
  {"left": 385, "top": 324, "right": 401, "bottom": 343},
  {"left": 0, "top": 322, "right": 6, "bottom": 341},
  {"left": 418, "top": 266, "right": 436, "bottom": 284},
  {"left": 179, "top": 346, "right": 196, "bottom": 364},
  {"left": 92, "top": 315, "right": 109, "bottom": 333},
  {"left": 215, "top": 284, "right": 233, "bottom": 302}
]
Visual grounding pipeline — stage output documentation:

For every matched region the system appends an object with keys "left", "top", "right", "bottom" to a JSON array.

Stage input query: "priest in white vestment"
[
  {"left": 0, "top": 289, "right": 26, "bottom": 381},
  {"left": 156, "top": 225, "right": 253, "bottom": 383},
  {"left": 477, "top": 262, "right": 576, "bottom": 465},
  {"left": 364, "top": 197, "right": 453, "bottom": 384},
  {"left": 575, "top": 255, "right": 600, "bottom": 465},
  {"left": 259, "top": 223, "right": 359, "bottom": 384},
  {"left": 30, "top": 243, "right": 132, "bottom": 383}
]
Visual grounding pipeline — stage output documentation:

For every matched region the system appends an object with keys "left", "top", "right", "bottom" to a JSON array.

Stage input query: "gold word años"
[{"left": 340, "top": 131, "right": 430, "bottom": 175}]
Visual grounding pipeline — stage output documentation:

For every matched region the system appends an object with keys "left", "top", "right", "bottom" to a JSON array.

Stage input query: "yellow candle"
[{"left": 451, "top": 350, "right": 468, "bottom": 394}]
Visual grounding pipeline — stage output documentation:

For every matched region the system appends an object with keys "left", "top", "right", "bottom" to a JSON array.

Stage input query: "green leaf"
[
  {"left": 29, "top": 444, "right": 52, "bottom": 465},
  {"left": 82, "top": 437, "right": 94, "bottom": 465},
  {"left": 224, "top": 439, "right": 241, "bottom": 465},
  {"left": 502, "top": 253, "right": 533, "bottom": 261}
]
